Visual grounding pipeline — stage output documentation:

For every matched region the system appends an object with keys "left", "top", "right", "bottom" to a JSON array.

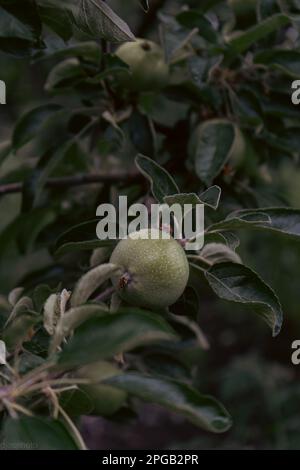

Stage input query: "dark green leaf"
[
  {"left": 24, "top": 119, "right": 95, "bottom": 209},
  {"left": 59, "top": 387, "right": 94, "bottom": 416},
  {"left": 71, "top": 263, "right": 120, "bottom": 307},
  {"left": 57, "top": 309, "right": 178, "bottom": 367},
  {"left": 208, "top": 208, "right": 300, "bottom": 241},
  {"left": 203, "top": 262, "right": 283, "bottom": 336},
  {"left": 164, "top": 193, "right": 203, "bottom": 209},
  {"left": 45, "top": 58, "right": 86, "bottom": 91},
  {"left": 35, "top": 40, "right": 101, "bottom": 62},
  {"left": 33, "top": 284, "right": 57, "bottom": 312},
  {"left": 38, "top": 0, "right": 73, "bottom": 41},
  {"left": 106, "top": 373, "right": 232, "bottom": 433},
  {"left": 0, "top": 0, "right": 42, "bottom": 41},
  {"left": 199, "top": 185, "right": 221, "bottom": 210},
  {"left": 1, "top": 416, "right": 79, "bottom": 450},
  {"left": 3, "top": 313, "right": 39, "bottom": 350},
  {"left": 0, "top": 208, "right": 56, "bottom": 256},
  {"left": 160, "top": 19, "right": 194, "bottom": 64},
  {"left": 127, "top": 111, "right": 155, "bottom": 159},
  {"left": 204, "top": 231, "right": 240, "bottom": 250},
  {"left": 254, "top": 49, "right": 300, "bottom": 78},
  {"left": 18, "top": 351, "right": 44, "bottom": 375},
  {"left": 176, "top": 10, "right": 218, "bottom": 43},
  {"left": 12, "top": 104, "right": 62, "bottom": 150},
  {"left": 188, "top": 119, "right": 235, "bottom": 186},
  {"left": 200, "top": 243, "right": 241, "bottom": 265},
  {"left": 71, "top": 0, "right": 135, "bottom": 42},
  {"left": 227, "top": 14, "right": 290, "bottom": 54},
  {"left": 135, "top": 154, "right": 179, "bottom": 203},
  {"left": 55, "top": 219, "right": 117, "bottom": 257}
]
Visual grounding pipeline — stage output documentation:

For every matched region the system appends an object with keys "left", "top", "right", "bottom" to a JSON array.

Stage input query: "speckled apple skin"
[{"left": 110, "top": 229, "right": 189, "bottom": 310}]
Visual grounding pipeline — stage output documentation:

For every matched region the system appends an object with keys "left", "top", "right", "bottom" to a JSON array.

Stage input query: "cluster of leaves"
[{"left": 1, "top": 0, "right": 300, "bottom": 449}]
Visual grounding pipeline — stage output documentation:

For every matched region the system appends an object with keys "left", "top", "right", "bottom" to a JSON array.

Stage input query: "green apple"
[
  {"left": 115, "top": 38, "right": 169, "bottom": 93},
  {"left": 110, "top": 228, "right": 189, "bottom": 310}
]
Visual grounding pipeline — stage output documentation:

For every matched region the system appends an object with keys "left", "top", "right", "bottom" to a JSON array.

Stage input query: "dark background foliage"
[{"left": 1, "top": 0, "right": 300, "bottom": 450}]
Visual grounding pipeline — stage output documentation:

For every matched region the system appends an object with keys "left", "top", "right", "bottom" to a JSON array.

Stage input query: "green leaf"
[
  {"left": 12, "top": 104, "right": 62, "bottom": 150},
  {"left": 188, "top": 119, "right": 235, "bottom": 186},
  {"left": 2, "top": 416, "right": 79, "bottom": 450},
  {"left": 86, "top": 54, "right": 130, "bottom": 83},
  {"left": 72, "top": 0, "right": 135, "bottom": 42},
  {"left": 71, "top": 263, "right": 120, "bottom": 307},
  {"left": 202, "top": 262, "right": 283, "bottom": 336},
  {"left": 227, "top": 14, "right": 290, "bottom": 54},
  {"left": 55, "top": 219, "right": 117, "bottom": 257},
  {"left": 35, "top": 40, "right": 101, "bottom": 62},
  {"left": 200, "top": 243, "right": 241, "bottom": 265},
  {"left": 176, "top": 10, "right": 218, "bottom": 43},
  {"left": 163, "top": 188, "right": 221, "bottom": 211},
  {"left": 57, "top": 309, "right": 178, "bottom": 367},
  {"left": 0, "top": 208, "right": 56, "bottom": 256},
  {"left": 33, "top": 284, "right": 57, "bottom": 312},
  {"left": 59, "top": 387, "right": 94, "bottom": 416},
  {"left": 56, "top": 304, "right": 109, "bottom": 337},
  {"left": 127, "top": 111, "right": 155, "bottom": 159},
  {"left": 49, "top": 304, "right": 109, "bottom": 354},
  {"left": 199, "top": 185, "right": 221, "bottom": 210},
  {"left": 160, "top": 17, "right": 196, "bottom": 64},
  {"left": 0, "top": 0, "right": 42, "bottom": 41},
  {"left": 204, "top": 232, "right": 240, "bottom": 250},
  {"left": 164, "top": 193, "right": 203, "bottom": 209},
  {"left": 0, "top": 0, "right": 43, "bottom": 56},
  {"left": 23, "top": 120, "right": 95, "bottom": 209},
  {"left": 208, "top": 208, "right": 300, "bottom": 241},
  {"left": 135, "top": 154, "right": 179, "bottom": 203},
  {"left": 106, "top": 373, "right": 232, "bottom": 433},
  {"left": 17, "top": 351, "right": 44, "bottom": 375},
  {"left": 45, "top": 58, "right": 86, "bottom": 91},
  {"left": 38, "top": 0, "right": 73, "bottom": 41},
  {"left": 0, "top": 9, "right": 34, "bottom": 42},
  {"left": 254, "top": 49, "right": 300, "bottom": 78},
  {"left": 3, "top": 313, "right": 39, "bottom": 350}
]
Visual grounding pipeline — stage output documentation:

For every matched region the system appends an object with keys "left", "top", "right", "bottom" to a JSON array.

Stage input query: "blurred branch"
[
  {"left": 0, "top": 170, "right": 141, "bottom": 195},
  {"left": 137, "top": 0, "right": 168, "bottom": 37},
  {"left": 101, "top": 0, "right": 110, "bottom": 60}
]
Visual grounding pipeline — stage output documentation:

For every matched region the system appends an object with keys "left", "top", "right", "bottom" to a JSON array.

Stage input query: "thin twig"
[
  {"left": 16, "top": 378, "right": 92, "bottom": 397},
  {"left": 58, "top": 404, "right": 87, "bottom": 450},
  {"left": 2, "top": 398, "right": 18, "bottom": 418},
  {"left": 10, "top": 402, "right": 33, "bottom": 417},
  {"left": 0, "top": 170, "right": 141, "bottom": 195},
  {"left": 45, "top": 386, "right": 60, "bottom": 419}
]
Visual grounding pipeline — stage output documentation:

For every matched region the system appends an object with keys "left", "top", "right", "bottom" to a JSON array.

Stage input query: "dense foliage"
[{"left": 1, "top": 0, "right": 300, "bottom": 450}]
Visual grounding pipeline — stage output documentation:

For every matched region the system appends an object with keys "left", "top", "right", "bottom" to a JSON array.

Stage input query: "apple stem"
[{"left": 119, "top": 272, "right": 131, "bottom": 289}]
